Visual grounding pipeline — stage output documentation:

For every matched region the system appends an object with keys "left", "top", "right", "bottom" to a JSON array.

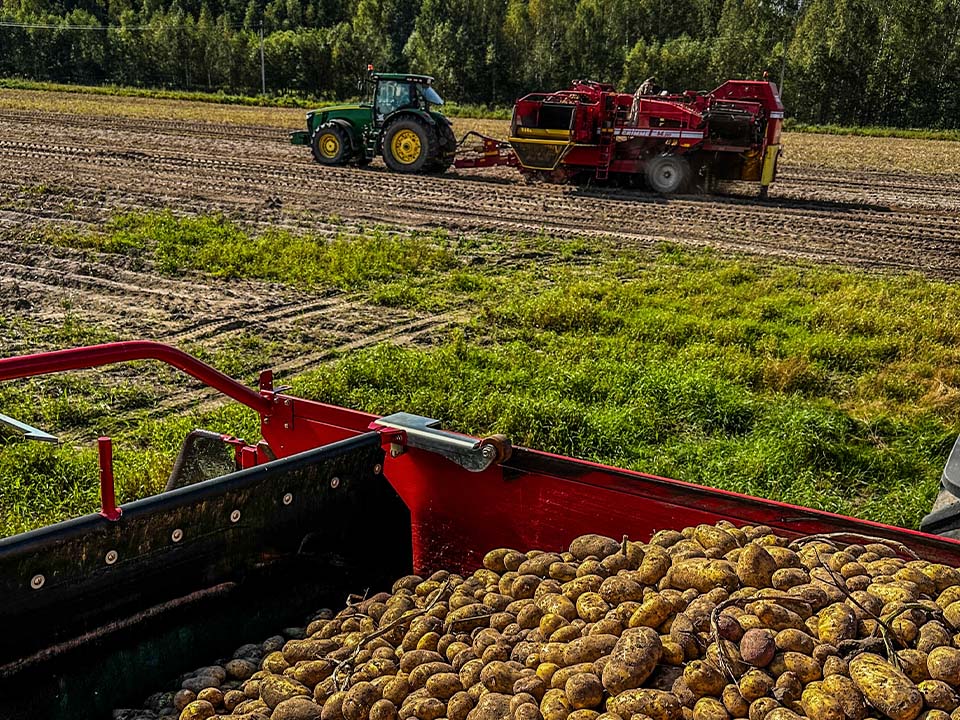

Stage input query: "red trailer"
[
  {"left": 501, "top": 79, "right": 784, "bottom": 196},
  {"left": 0, "top": 342, "right": 955, "bottom": 718}
]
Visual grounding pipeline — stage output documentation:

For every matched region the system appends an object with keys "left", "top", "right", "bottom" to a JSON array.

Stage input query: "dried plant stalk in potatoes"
[{"left": 114, "top": 524, "right": 960, "bottom": 720}]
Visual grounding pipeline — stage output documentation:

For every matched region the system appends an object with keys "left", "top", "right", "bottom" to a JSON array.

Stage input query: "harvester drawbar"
[
  {"left": 292, "top": 72, "right": 784, "bottom": 197},
  {"left": 4, "top": 342, "right": 960, "bottom": 718}
]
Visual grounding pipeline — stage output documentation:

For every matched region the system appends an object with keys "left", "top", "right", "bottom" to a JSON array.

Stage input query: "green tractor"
[{"left": 291, "top": 71, "right": 457, "bottom": 173}]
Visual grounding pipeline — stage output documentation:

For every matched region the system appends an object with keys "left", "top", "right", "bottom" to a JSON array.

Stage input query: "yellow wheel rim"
[
  {"left": 318, "top": 132, "right": 340, "bottom": 159},
  {"left": 391, "top": 129, "right": 422, "bottom": 165}
]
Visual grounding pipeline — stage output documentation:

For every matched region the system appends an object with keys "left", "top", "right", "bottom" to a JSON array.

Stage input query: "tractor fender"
[
  {"left": 386, "top": 108, "right": 438, "bottom": 127},
  {"left": 324, "top": 118, "right": 360, "bottom": 151}
]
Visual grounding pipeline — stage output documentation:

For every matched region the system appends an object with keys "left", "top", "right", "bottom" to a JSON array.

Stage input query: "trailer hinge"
[{"left": 370, "top": 412, "right": 511, "bottom": 472}]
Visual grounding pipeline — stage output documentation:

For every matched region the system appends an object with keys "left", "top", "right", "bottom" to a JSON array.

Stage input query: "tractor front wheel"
[
  {"left": 646, "top": 154, "right": 690, "bottom": 194},
  {"left": 311, "top": 124, "right": 351, "bottom": 166},
  {"left": 382, "top": 118, "right": 438, "bottom": 173}
]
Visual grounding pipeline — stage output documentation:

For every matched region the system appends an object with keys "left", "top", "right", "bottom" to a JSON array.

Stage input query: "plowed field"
[{"left": 2, "top": 100, "right": 960, "bottom": 387}]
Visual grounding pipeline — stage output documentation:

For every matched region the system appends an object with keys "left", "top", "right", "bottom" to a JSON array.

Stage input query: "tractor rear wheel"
[
  {"left": 646, "top": 154, "right": 690, "bottom": 194},
  {"left": 382, "top": 117, "right": 438, "bottom": 173},
  {"left": 311, "top": 124, "right": 351, "bottom": 166},
  {"left": 427, "top": 123, "right": 457, "bottom": 173}
]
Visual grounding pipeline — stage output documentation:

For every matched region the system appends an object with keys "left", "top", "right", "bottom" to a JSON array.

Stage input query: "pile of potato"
[{"left": 166, "top": 523, "right": 960, "bottom": 720}]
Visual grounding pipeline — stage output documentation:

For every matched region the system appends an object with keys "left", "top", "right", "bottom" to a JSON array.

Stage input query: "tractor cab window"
[
  {"left": 418, "top": 85, "right": 444, "bottom": 106},
  {"left": 375, "top": 81, "right": 416, "bottom": 118}
]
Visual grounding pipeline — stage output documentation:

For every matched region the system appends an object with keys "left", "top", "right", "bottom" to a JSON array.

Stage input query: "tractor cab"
[{"left": 363, "top": 73, "right": 445, "bottom": 128}]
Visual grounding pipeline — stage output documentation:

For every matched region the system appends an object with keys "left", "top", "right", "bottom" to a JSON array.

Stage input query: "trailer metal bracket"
[
  {"left": 0, "top": 412, "right": 57, "bottom": 443},
  {"left": 371, "top": 412, "right": 510, "bottom": 472}
]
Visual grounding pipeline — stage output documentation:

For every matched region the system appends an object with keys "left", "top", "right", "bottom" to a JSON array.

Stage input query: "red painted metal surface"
[
  {"left": 4, "top": 342, "right": 960, "bottom": 578},
  {"left": 452, "top": 131, "right": 518, "bottom": 169},
  {"left": 0, "top": 342, "right": 272, "bottom": 415},
  {"left": 97, "top": 437, "right": 122, "bottom": 521}
]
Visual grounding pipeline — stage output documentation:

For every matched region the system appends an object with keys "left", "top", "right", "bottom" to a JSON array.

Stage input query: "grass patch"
[
  {"left": 4, "top": 237, "right": 960, "bottom": 536},
  {"left": 49, "top": 212, "right": 462, "bottom": 297},
  {"left": 784, "top": 119, "right": 960, "bottom": 142}
]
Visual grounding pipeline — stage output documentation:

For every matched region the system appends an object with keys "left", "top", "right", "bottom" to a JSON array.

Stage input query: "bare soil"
[{"left": 2, "top": 105, "right": 960, "bottom": 396}]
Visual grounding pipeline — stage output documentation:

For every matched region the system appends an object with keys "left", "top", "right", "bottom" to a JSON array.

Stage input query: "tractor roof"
[{"left": 372, "top": 72, "right": 435, "bottom": 84}]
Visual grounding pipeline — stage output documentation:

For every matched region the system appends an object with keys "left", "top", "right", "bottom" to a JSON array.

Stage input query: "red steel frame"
[{"left": 3, "top": 341, "right": 960, "bottom": 575}]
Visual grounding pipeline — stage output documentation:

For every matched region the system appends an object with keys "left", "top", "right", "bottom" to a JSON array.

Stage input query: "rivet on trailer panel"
[
  {"left": 282, "top": 493, "right": 293, "bottom": 505},
  {"left": 30, "top": 574, "right": 45, "bottom": 590},
  {"left": 105, "top": 550, "right": 118, "bottom": 565},
  {"left": 171, "top": 528, "right": 184, "bottom": 543},
  {"left": 230, "top": 509, "right": 241, "bottom": 523}
]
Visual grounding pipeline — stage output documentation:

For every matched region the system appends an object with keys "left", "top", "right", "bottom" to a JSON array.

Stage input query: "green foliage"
[
  {"left": 5, "top": 232, "right": 960, "bottom": 537},
  {"left": 1, "top": 0, "right": 958, "bottom": 126},
  {"left": 73, "top": 211, "right": 460, "bottom": 290}
]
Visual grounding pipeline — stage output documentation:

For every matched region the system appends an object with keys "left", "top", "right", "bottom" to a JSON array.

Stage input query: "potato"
[
  {"left": 570, "top": 534, "right": 621, "bottom": 561},
  {"left": 684, "top": 661, "right": 726, "bottom": 698},
  {"left": 630, "top": 594, "right": 676, "bottom": 630},
  {"left": 261, "top": 675, "right": 312, "bottom": 709},
  {"left": 765, "top": 708, "right": 804, "bottom": 720},
  {"left": 774, "top": 671, "right": 802, "bottom": 705},
  {"left": 923, "top": 565, "right": 960, "bottom": 593},
  {"left": 800, "top": 687, "right": 844, "bottom": 720},
  {"left": 565, "top": 673, "right": 604, "bottom": 710},
  {"left": 822, "top": 657, "right": 848, "bottom": 678},
  {"left": 600, "top": 576, "right": 644, "bottom": 605},
  {"left": 425, "top": 672, "right": 463, "bottom": 700},
  {"left": 748, "top": 601, "right": 805, "bottom": 631},
  {"left": 774, "top": 629, "right": 816, "bottom": 656},
  {"left": 541, "top": 688, "right": 574, "bottom": 720},
  {"left": 694, "top": 697, "right": 731, "bottom": 720},
  {"left": 342, "top": 682, "right": 382, "bottom": 720},
  {"left": 722, "top": 684, "right": 750, "bottom": 717},
  {"left": 638, "top": 546, "right": 673, "bottom": 585},
  {"left": 554, "top": 664, "right": 600, "bottom": 690},
  {"left": 178, "top": 700, "right": 216, "bottom": 720},
  {"left": 539, "top": 594, "right": 579, "bottom": 622},
  {"left": 740, "top": 629, "right": 776, "bottom": 667},
  {"left": 748, "top": 698, "right": 781, "bottom": 720},
  {"left": 577, "top": 592, "right": 611, "bottom": 623},
  {"left": 919, "top": 680, "right": 960, "bottom": 712},
  {"left": 736, "top": 543, "right": 778, "bottom": 588},
  {"left": 606, "top": 689, "right": 681, "bottom": 720},
  {"left": 818, "top": 604, "right": 858, "bottom": 646},
  {"left": 601, "top": 626, "right": 663, "bottom": 695},
  {"left": 564, "top": 635, "right": 619, "bottom": 666},
  {"left": 820, "top": 674, "right": 867, "bottom": 720},
  {"left": 784, "top": 652, "right": 822, "bottom": 684},
  {"left": 739, "top": 670, "right": 775, "bottom": 702},
  {"left": 898, "top": 650, "right": 932, "bottom": 684},
  {"left": 772, "top": 569, "right": 809, "bottom": 591},
  {"left": 668, "top": 560, "right": 740, "bottom": 593},
  {"left": 918, "top": 622, "right": 954, "bottom": 654},
  {"left": 849, "top": 653, "right": 923, "bottom": 720},
  {"left": 929, "top": 647, "right": 960, "bottom": 687}
]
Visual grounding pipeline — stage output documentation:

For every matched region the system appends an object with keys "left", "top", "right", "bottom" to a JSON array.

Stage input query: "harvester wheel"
[
  {"left": 311, "top": 123, "right": 351, "bottom": 166},
  {"left": 382, "top": 117, "right": 437, "bottom": 173},
  {"left": 427, "top": 122, "right": 457, "bottom": 173},
  {"left": 646, "top": 154, "right": 690, "bottom": 194}
]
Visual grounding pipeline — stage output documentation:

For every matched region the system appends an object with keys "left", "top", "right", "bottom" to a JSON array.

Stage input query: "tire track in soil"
[{"left": 2, "top": 107, "right": 960, "bottom": 415}]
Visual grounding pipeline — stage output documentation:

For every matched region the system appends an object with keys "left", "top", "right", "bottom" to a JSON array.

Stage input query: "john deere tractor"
[{"left": 291, "top": 71, "right": 457, "bottom": 173}]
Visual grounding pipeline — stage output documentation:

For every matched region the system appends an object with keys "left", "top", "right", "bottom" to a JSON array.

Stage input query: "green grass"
[
  {"left": 0, "top": 78, "right": 513, "bottom": 119},
  {"left": 783, "top": 119, "right": 960, "bottom": 142},
  {"left": 47, "top": 212, "right": 463, "bottom": 300},
  {"left": 4, "top": 221, "right": 960, "bottom": 536}
]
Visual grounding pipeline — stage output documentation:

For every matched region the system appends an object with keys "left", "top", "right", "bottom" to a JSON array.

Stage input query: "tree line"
[{"left": 1, "top": 0, "right": 958, "bottom": 128}]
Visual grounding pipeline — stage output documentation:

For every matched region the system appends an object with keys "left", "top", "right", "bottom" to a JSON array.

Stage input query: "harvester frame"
[{"left": 3, "top": 341, "right": 960, "bottom": 718}]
